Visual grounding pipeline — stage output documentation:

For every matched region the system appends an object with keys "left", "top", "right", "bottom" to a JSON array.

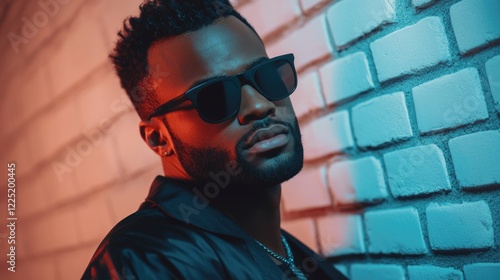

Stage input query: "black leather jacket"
[{"left": 82, "top": 176, "right": 348, "bottom": 279}]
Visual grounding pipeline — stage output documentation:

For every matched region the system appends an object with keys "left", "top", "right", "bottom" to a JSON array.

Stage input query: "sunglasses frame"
[{"left": 148, "top": 53, "right": 297, "bottom": 123}]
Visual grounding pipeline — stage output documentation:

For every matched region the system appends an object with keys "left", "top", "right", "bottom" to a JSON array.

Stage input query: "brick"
[
  {"left": 326, "top": 0, "right": 396, "bottom": 49},
  {"left": 111, "top": 112, "right": 161, "bottom": 175},
  {"left": 17, "top": 67, "right": 52, "bottom": 125},
  {"left": 281, "top": 167, "right": 332, "bottom": 212},
  {"left": 408, "top": 265, "right": 463, "bottom": 280},
  {"left": 370, "top": 17, "right": 451, "bottom": 82},
  {"left": 365, "top": 208, "right": 427, "bottom": 254},
  {"left": 412, "top": 68, "right": 489, "bottom": 134},
  {"left": 109, "top": 165, "right": 162, "bottom": 221},
  {"left": 317, "top": 214, "right": 365, "bottom": 256},
  {"left": 426, "top": 201, "right": 494, "bottom": 251},
  {"left": 41, "top": 161, "right": 81, "bottom": 206},
  {"left": 74, "top": 190, "right": 115, "bottom": 243},
  {"left": 450, "top": 0, "right": 500, "bottom": 54},
  {"left": 352, "top": 92, "right": 413, "bottom": 148},
  {"left": 300, "top": 0, "right": 332, "bottom": 13},
  {"left": 17, "top": 175, "right": 50, "bottom": 218},
  {"left": 328, "top": 157, "right": 387, "bottom": 206},
  {"left": 73, "top": 134, "right": 122, "bottom": 193},
  {"left": 281, "top": 218, "right": 318, "bottom": 252},
  {"left": 351, "top": 264, "right": 405, "bottom": 280},
  {"left": 411, "top": 0, "right": 437, "bottom": 9},
  {"left": 383, "top": 144, "right": 451, "bottom": 198},
  {"left": 463, "top": 263, "right": 500, "bottom": 280},
  {"left": 290, "top": 71, "right": 325, "bottom": 119},
  {"left": 91, "top": 0, "right": 143, "bottom": 50},
  {"left": 56, "top": 245, "right": 98, "bottom": 280},
  {"left": 320, "top": 52, "right": 374, "bottom": 106},
  {"left": 48, "top": 17, "right": 108, "bottom": 96},
  {"left": 27, "top": 96, "right": 85, "bottom": 164},
  {"left": 1, "top": 131, "right": 34, "bottom": 179},
  {"left": 239, "top": 0, "right": 300, "bottom": 38},
  {"left": 486, "top": 55, "right": 500, "bottom": 112},
  {"left": 0, "top": 82, "right": 24, "bottom": 138},
  {"left": 77, "top": 69, "right": 128, "bottom": 131},
  {"left": 267, "top": 14, "right": 332, "bottom": 71},
  {"left": 29, "top": 207, "right": 81, "bottom": 255},
  {"left": 448, "top": 130, "right": 500, "bottom": 188},
  {"left": 9, "top": 258, "right": 57, "bottom": 280},
  {"left": 301, "top": 110, "right": 354, "bottom": 161}
]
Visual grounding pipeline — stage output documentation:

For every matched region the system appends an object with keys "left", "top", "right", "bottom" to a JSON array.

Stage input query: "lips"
[{"left": 244, "top": 124, "right": 290, "bottom": 151}]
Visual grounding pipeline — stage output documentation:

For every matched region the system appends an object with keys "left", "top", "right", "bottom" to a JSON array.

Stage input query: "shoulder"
[{"left": 82, "top": 207, "right": 226, "bottom": 280}]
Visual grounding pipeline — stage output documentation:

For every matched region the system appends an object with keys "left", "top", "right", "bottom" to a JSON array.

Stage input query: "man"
[{"left": 82, "top": 1, "right": 347, "bottom": 279}]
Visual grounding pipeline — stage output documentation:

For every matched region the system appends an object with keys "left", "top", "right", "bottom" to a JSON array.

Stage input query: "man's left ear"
[{"left": 139, "top": 118, "right": 174, "bottom": 157}]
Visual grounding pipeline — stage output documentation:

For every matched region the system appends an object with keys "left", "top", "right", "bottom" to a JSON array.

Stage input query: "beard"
[{"left": 165, "top": 117, "right": 304, "bottom": 191}]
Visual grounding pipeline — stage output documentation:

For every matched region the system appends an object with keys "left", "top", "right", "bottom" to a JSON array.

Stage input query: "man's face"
[{"left": 147, "top": 16, "right": 303, "bottom": 189}]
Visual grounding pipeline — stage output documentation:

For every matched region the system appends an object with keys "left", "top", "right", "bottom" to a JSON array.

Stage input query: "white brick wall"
[
  {"left": 365, "top": 208, "right": 427, "bottom": 255},
  {"left": 370, "top": 17, "right": 451, "bottom": 82},
  {"left": 449, "top": 0, "right": 500, "bottom": 54},
  {"left": 352, "top": 92, "right": 413, "bottom": 148},
  {"left": 407, "top": 265, "right": 464, "bottom": 280},
  {"left": 412, "top": 68, "right": 489, "bottom": 134},
  {"left": 2, "top": 0, "right": 500, "bottom": 279},
  {"left": 426, "top": 201, "right": 494, "bottom": 250}
]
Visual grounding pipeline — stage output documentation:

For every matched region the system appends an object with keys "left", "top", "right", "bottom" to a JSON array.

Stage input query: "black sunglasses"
[{"left": 148, "top": 53, "right": 297, "bottom": 123}]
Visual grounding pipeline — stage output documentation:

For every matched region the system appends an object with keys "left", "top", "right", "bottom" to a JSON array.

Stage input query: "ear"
[{"left": 139, "top": 118, "right": 174, "bottom": 157}]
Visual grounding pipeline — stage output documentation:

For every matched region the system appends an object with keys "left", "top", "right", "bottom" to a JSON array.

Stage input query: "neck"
[{"left": 213, "top": 184, "right": 286, "bottom": 256}]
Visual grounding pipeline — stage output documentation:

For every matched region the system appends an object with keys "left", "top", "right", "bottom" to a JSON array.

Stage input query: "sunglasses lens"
[
  {"left": 196, "top": 80, "right": 240, "bottom": 122},
  {"left": 253, "top": 59, "right": 296, "bottom": 100}
]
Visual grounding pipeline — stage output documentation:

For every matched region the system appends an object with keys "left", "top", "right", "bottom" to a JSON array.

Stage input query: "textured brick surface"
[
  {"left": 408, "top": 265, "right": 464, "bottom": 280},
  {"left": 267, "top": 15, "right": 332, "bottom": 70},
  {"left": 4, "top": 0, "right": 500, "bottom": 277},
  {"left": 320, "top": 52, "right": 374, "bottom": 106},
  {"left": 426, "top": 201, "right": 494, "bottom": 250},
  {"left": 326, "top": 0, "right": 396, "bottom": 49},
  {"left": 486, "top": 55, "right": 500, "bottom": 112},
  {"left": 328, "top": 157, "right": 387, "bottom": 206},
  {"left": 352, "top": 92, "right": 413, "bottom": 148},
  {"left": 365, "top": 208, "right": 427, "bottom": 254},
  {"left": 351, "top": 264, "right": 405, "bottom": 280},
  {"left": 384, "top": 144, "right": 451, "bottom": 198},
  {"left": 317, "top": 214, "right": 365, "bottom": 256},
  {"left": 74, "top": 191, "right": 115, "bottom": 243},
  {"left": 281, "top": 167, "right": 332, "bottom": 212},
  {"left": 239, "top": 0, "right": 299, "bottom": 38},
  {"left": 412, "top": 68, "right": 489, "bottom": 134},
  {"left": 450, "top": 0, "right": 500, "bottom": 54},
  {"left": 28, "top": 208, "right": 80, "bottom": 255},
  {"left": 48, "top": 18, "right": 108, "bottom": 96},
  {"left": 371, "top": 17, "right": 451, "bottom": 82},
  {"left": 281, "top": 218, "right": 318, "bottom": 252},
  {"left": 290, "top": 71, "right": 325, "bottom": 119},
  {"left": 301, "top": 110, "right": 354, "bottom": 161},
  {"left": 300, "top": 0, "right": 331, "bottom": 13},
  {"left": 448, "top": 130, "right": 500, "bottom": 188},
  {"left": 463, "top": 263, "right": 500, "bottom": 280}
]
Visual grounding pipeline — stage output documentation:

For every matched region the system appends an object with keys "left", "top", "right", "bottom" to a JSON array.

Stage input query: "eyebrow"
[{"left": 188, "top": 56, "right": 269, "bottom": 89}]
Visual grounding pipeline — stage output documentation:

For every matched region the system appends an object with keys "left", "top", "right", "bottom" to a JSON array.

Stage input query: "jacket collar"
[{"left": 142, "top": 175, "right": 250, "bottom": 241}]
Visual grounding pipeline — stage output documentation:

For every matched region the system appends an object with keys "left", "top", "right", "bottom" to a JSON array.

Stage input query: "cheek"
[
  {"left": 275, "top": 98, "right": 296, "bottom": 120},
  {"left": 167, "top": 111, "right": 242, "bottom": 150}
]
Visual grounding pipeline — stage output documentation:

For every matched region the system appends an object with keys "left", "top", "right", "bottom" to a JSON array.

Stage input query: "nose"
[{"left": 237, "top": 84, "right": 276, "bottom": 124}]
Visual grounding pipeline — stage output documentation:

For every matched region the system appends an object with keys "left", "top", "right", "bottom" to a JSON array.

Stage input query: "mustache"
[{"left": 236, "top": 118, "right": 296, "bottom": 149}]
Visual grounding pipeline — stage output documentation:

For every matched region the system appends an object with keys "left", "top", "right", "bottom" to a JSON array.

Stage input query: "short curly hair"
[{"left": 110, "top": 0, "right": 258, "bottom": 120}]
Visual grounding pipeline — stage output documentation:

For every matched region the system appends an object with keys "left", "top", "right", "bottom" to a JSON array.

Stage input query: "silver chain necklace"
[{"left": 255, "top": 235, "right": 307, "bottom": 280}]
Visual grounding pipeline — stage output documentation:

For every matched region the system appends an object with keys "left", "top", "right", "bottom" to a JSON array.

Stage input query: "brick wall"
[{"left": 0, "top": 0, "right": 499, "bottom": 279}]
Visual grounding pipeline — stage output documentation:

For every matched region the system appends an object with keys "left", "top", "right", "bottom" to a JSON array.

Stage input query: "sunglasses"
[{"left": 148, "top": 53, "right": 297, "bottom": 123}]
